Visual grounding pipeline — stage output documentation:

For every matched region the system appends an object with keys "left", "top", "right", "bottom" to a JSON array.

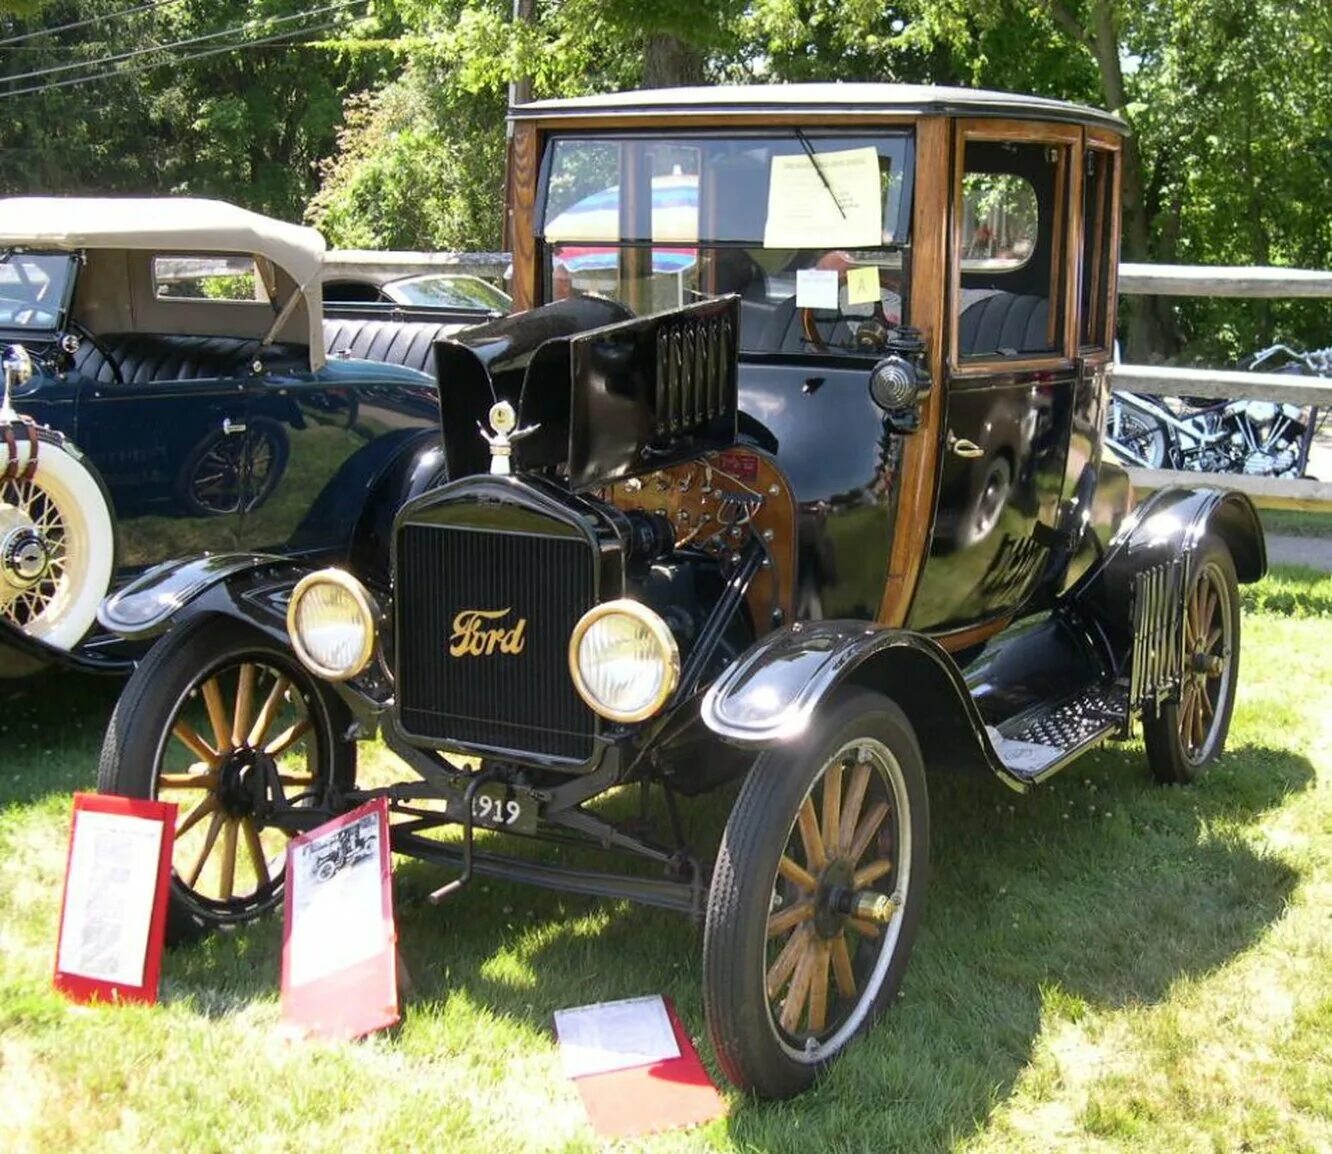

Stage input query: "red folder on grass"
[
  {"left": 571, "top": 999, "right": 726, "bottom": 1139},
  {"left": 280, "top": 797, "right": 398, "bottom": 1039},
  {"left": 53, "top": 792, "right": 176, "bottom": 1006}
]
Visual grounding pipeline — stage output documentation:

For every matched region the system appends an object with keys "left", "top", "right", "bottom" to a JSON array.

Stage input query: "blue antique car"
[{"left": 0, "top": 197, "right": 453, "bottom": 676}]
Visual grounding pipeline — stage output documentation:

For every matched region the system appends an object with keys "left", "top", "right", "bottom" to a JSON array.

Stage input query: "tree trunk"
[{"left": 644, "top": 33, "right": 704, "bottom": 87}]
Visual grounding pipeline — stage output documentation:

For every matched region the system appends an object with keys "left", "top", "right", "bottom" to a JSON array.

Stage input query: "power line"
[
  {"left": 0, "top": 19, "right": 347, "bottom": 100},
  {"left": 1, "top": 0, "right": 364, "bottom": 86},
  {"left": 0, "top": 0, "right": 186, "bottom": 48}
]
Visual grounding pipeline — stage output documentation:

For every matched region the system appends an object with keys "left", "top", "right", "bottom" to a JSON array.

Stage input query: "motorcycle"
[{"left": 1108, "top": 344, "right": 1329, "bottom": 478}]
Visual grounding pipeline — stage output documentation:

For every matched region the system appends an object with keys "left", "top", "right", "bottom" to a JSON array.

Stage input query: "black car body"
[{"left": 99, "top": 86, "right": 1265, "bottom": 1099}]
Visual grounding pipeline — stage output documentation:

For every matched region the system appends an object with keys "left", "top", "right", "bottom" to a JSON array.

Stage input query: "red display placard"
[
  {"left": 280, "top": 797, "right": 399, "bottom": 1039},
  {"left": 53, "top": 792, "right": 176, "bottom": 1006}
]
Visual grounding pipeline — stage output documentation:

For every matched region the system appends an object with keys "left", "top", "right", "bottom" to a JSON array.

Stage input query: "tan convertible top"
[{"left": 0, "top": 196, "right": 328, "bottom": 367}]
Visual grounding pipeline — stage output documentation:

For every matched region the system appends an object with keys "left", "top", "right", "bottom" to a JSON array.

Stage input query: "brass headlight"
[
  {"left": 568, "top": 599, "right": 680, "bottom": 723},
  {"left": 286, "top": 569, "right": 378, "bottom": 681}
]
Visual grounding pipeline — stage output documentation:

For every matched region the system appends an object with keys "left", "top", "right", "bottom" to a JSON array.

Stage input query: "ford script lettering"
[{"left": 449, "top": 608, "right": 529, "bottom": 657}]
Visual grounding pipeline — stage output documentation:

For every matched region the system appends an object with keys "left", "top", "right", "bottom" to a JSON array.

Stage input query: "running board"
[{"left": 985, "top": 683, "right": 1128, "bottom": 784}]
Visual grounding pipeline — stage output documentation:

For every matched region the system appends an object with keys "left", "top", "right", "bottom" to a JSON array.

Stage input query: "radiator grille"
[
  {"left": 395, "top": 521, "right": 597, "bottom": 761},
  {"left": 654, "top": 310, "right": 733, "bottom": 435}
]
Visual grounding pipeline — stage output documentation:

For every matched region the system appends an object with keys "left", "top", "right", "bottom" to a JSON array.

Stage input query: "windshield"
[
  {"left": 387, "top": 274, "right": 512, "bottom": 311},
  {"left": 0, "top": 252, "right": 76, "bottom": 331},
  {"left": 538, "top": 132, "right": 913, "bottom": 355}
]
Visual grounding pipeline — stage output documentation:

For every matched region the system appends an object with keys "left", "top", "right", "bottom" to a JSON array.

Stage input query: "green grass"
[
  {"left": 1259, "top": 508, "right": 1332, "bottom": 540},
  {"left": 3, "top": 573, "right": 1332, "bottom": 1152}
]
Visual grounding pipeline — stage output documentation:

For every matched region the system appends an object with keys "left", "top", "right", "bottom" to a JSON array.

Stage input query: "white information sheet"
[
  {"left": 554, "top": 994, "right": 681, "bottom": 1079},
  {"left": 795, "top": 268, "right": 839, "bottom": 310},
  {"left": 286, "top": 811, "right": 385, "bottom": 988},
  {"left": 56, "top": 810, "right": 164, "bottom": 987},
  {"left": 985, "top": 726, "right": 1063, "bottom": 774},
  {"left": 764, "top": 145, "right": 883, "bottom": 249}
]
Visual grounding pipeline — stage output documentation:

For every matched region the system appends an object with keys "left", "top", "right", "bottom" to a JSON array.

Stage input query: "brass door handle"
[{"left": 947, "top": 432, "right": 985, "bottom": 459}]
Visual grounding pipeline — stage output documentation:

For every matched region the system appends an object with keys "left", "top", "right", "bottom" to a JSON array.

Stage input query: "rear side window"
[
  {"left": 152, "top": 255, "right": 269, "bottom": 302},
  {"left": 955, "top": 140, "right": 1069, "bottom": 361},
  {"left": 1080, "top": 148, "right": 1116, "bottom": 349}
]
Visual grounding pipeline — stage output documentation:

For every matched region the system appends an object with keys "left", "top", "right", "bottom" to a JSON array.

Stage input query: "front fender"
[
  {"left": 98, "top": 553, "right": 299, "bottom": 643},
  {"left": 701, "top": 620, "right": 1027, "bottom": 792},
  {"left": 0, "top": 618, "right": 132, "bottom": 677}
]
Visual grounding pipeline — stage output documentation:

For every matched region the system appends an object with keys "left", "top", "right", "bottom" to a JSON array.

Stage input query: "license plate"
[{"left": 448, "top": 782, "right": 538, "bottom": 836}]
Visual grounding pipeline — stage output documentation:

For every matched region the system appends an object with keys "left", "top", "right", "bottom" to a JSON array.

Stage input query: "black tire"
[
  {"left": 1142, "top": 536, "right": 1240, "bottom": 784},
  {"left": 703, "top": 688, "right": 930, "bottom": 1098},
  {"left": 97, "top": 617, "right": 355, "bottom": 943},
  {"left": 176, "top": 418, "right": 289, "bottom": 517}
]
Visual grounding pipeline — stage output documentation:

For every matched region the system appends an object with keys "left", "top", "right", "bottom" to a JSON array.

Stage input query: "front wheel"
[
  {"left": 703, "top": 689, "right": 930, "bottom": 1098},
  {"left": 97, "top": 618, "right": 355, "bottom": 943}
]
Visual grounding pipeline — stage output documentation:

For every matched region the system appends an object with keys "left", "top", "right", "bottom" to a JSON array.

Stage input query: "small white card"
[
  {"left": 56, "top": 810, "right": 164, "bottom": 987},
  {"left": 796, "top": 268, "right": 839, "bottom": 311},
  {"left": 985, "top": 726, "right": 1063, "bottom": 773},
  {"left": 554, "top": 994, "right": 681, "bottom": 1079}
]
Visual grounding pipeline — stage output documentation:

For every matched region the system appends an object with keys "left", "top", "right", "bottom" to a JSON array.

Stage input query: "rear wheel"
[
  {"left": 1109, "top": 400, "right": 1168, "bottom": 468},
  {"left": 97, "top": 618, "right": 355, "bottom": 942},
  {"left": 1142, "top": 537, "right": 1240, "bottom": 784},
  {"left": 703, "top": 689, "right": 929, "bottom": 1098}
]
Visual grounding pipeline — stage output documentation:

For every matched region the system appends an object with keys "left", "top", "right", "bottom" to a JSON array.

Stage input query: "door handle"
[
  {"left": 222, "top": 417, "right": 247, "bottom": 435},
  {"left": 947, "top": 432, "right": 985, "bottom": 459}
]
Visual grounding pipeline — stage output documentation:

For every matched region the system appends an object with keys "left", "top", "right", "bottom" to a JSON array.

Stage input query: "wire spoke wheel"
[
  {"left": 704, "top": 689, "right": 929, "bottom": 1098},
  {"left": 1143, "top": 535, "right": 1240, "bottom": 784},
  {"left": 98, "top": 619, "right": 354, "bottom": 941}
]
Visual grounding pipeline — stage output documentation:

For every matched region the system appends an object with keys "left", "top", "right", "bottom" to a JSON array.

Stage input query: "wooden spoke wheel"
[
  {"left": 703, "top": 689, "right": 929, "bottom": 1099},
  {"left": 1143, "top": 536, "right": 1240, "bottom": 784},
  {"left": 98, "top": 618, "right": 354, "bottom": 942}
]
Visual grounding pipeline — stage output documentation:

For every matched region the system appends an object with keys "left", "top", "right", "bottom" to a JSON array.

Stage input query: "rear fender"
[
  {"left": 701, "top": 620, "right": 1027, "bottom": 792},
  {"left": 1074, "top": 484, "right": 1266, "bottom": 659}
]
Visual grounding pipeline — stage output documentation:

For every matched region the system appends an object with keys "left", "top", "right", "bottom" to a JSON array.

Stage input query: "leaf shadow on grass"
[{"left": 148, "top": 740, "right": 1308, "bottom": 1153}]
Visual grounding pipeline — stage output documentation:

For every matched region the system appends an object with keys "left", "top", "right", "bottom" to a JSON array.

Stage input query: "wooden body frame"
[{"left": 506, "top": 105, "right": 1126, "bottom": 632}]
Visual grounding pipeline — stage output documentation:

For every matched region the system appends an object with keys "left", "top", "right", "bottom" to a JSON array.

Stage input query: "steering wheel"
[
  {"left": 798, "top": 265, "right": 903, "bottom": 354},
  {"left": 67, "top": 318, "right": 124, "bottom": 385}
]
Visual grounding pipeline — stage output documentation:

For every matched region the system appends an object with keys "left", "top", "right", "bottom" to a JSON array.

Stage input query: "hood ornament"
[{"left": 478, "top": 400, "right": 538, "bottom": 476}]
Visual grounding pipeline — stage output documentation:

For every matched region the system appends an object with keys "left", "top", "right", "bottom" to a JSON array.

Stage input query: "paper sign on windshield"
[
  {"left": 764, "top": 146, "right": 882, "bottom": 249},
  {"left": 846, "top": 265, "right": 881, "bottom": 305}
]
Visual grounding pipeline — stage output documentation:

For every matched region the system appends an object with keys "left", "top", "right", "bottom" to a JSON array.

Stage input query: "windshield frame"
[{"left": 0, "top": 249, "right": 79, "bottom": 336}]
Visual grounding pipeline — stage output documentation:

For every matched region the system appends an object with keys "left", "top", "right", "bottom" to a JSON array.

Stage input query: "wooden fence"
[{"left": 325, "top": 250, "right": 1332, "bottom": 510}]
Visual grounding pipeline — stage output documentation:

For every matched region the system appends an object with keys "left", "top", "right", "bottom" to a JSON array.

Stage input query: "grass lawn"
[{"left": 2, "top": 569, "right": 1331, "bottom": 1152}]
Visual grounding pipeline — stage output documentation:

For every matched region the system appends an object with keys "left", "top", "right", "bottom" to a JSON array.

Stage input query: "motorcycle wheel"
[{"left": 1109, "top": 402, "right": 1169, "bottom": 469}]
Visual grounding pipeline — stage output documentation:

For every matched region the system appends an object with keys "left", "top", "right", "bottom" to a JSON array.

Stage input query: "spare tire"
[{"left": 0, "top": 425, "right": 115, "bottom": 651}]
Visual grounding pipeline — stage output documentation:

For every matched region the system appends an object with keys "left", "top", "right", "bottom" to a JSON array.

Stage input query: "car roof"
[
  {"left": 0, "top": 196, "right": 326, "bottom": 289},
  {"left": 509, "top": 83, "right": 1126, "bottom": 133}
]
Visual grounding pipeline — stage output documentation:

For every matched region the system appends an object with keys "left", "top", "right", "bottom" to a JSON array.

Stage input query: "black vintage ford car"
[
  {"left": 0, "top": 198, "right": 458, "bottom": 677},
  {"left": 99, "top": 85, "right": 1265, "bottom": 1098}
]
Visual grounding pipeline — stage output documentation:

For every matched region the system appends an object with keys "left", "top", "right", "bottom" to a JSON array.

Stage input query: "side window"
[
  {"left": 1080, "top": 148, "right": 1116, "bottom": 349},
  {"left": 956, "top": 140, "right": 1068, "bottom": 361},
  {"left": 151, "top": 255, "right": 269, "bottom": 302}
]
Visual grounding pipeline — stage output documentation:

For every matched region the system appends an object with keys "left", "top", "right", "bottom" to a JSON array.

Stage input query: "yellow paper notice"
[
  {"left": 846, "top": 265, "right": 880, "bottom": 305},
  {"left": 764, "top": 146, "right": 882, "bottom": 249}
]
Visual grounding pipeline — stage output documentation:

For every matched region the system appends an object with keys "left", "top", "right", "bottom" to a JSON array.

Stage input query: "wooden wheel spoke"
[
  {"left": 158, "top": 768, "right": 219, "bottom": 790},
  {"left": 1193, "top": 690, "right": 1207, "bottom": 746},
  {"left": 821, "top": 761, "right": 843, "bottom": 857},
  {"left": 848, "top": 800, "right": 889, "bottom": 865},
  {"left": 246, "top": 675, "right": 290, "bottom": 749},
  {"left": 1205, "top": 626, "right": 1222, "bottom": 653},
  {"left": 200, "top": 677, "right": 234, "bottom": 755},
  {"left": 766, "top": 923, "right": 811, "bottom": 998},
  {"left": 175, "top": 794, "right": 218, "bottom": 839},
  {"left": 277, "top": 772, "right": 316, "bottom": 788},
  {"left": 807, "top": 939, "right": 831, "bottom": 1034},
  {"left": 185, "top": 810, "right": 226, "bottom": 888},
  {"left": 778, "top": 854, "right": 817, "bottom": 892},
  {"left": 767, "top": 900, "right": 814, "bottom": 937},
  {"left": 853, "top": 858, "right": 894, "bottom": 888},
  {"left": 1179, "top": 683, "right": 1197, "bottom": 749},
  {"left": 796, "top": 796, "right": 827, "bottom": 872},
  {"left": 838, "top": 762, "right": 871, "bottom": 854},
  {"left": 264, "top": 718, "right": 311, "bottom": 757},
  {"left": 1198, "top": 685, "right": 1215, "bottom": 721},
  {"left": 218, "top": 819, "right": 238, "bottom": 902},
  {"left": 232, "top": 663, "right": 257, "bottom": 749},
  {"left": 172, "top": 721, "right": 219, "bottom": 767},
  {"left": 847, "top": 916, "right": 881, "bottom": 938},
  {"left": 831, "top": 933, "right": 857, "bottom": 999},
  {"left": 779, "top": 938, "right": 817, "bottom": 1033},
  {"left": 241, "top": 818, "right": 270, "bottom": 889}
]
